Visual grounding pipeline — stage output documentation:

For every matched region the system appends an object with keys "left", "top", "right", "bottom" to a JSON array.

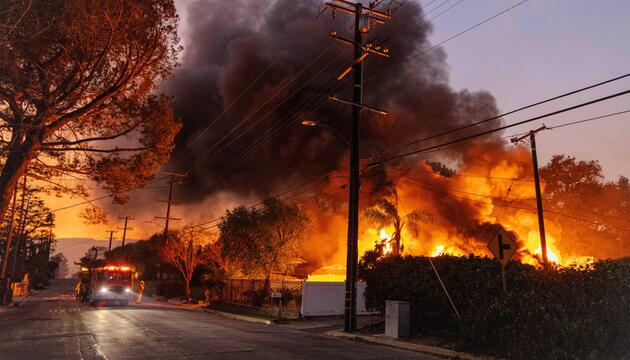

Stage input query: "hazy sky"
[{"left": 423, "top": 0, "right": 630, "bottom": 179}]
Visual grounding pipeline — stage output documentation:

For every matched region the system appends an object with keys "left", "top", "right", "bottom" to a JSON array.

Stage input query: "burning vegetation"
[{"left": 297, "top": 147, "right": 629, "bottom": 277}]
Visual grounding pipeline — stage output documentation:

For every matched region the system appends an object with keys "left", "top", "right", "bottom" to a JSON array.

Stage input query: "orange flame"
[{"left": 379, "top": 229, "right": 393, "bottom": 255}]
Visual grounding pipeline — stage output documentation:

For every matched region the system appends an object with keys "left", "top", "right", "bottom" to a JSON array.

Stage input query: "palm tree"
[{"left": 362, "top": 190, "right": 432, "bottom": 256}]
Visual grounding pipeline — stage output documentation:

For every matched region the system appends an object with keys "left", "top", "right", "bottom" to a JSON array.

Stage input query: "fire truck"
[{"left": 78, "top": 265, "right": 134, "bottom": 306}]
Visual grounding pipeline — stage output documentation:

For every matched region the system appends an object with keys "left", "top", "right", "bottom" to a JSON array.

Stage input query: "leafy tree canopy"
[
  {"left": 218, "top": 196, "right": 310, "bottom": 278},
  {"left": 0, "top": 0, "right": 182, "bottom": 223}
]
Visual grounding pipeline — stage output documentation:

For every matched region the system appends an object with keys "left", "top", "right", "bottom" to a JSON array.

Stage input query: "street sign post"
[{"left": 487, "top": 227, "right": 517, "bottom": 292}]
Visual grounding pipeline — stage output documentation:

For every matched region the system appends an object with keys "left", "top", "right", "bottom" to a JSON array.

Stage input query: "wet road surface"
[{"left": 0, "top": 280, "right": 437, "bottom": 360}]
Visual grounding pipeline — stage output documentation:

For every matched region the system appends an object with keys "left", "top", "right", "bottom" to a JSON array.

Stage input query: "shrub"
[{"left": 360, "top": 255, "right": 630, "bottom": 359}]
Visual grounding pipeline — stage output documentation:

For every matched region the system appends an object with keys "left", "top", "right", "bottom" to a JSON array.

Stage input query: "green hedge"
[{"left": 360, "top": 255, "right": 630, "bottom": 359}]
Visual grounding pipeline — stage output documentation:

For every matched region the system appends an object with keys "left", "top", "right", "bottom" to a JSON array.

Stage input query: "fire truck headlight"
[
  {"left": 125, "top": 287, "right": 131, "bottom": 293},
  {"left": 99, "top": 287, "right": 107, "bottom": 293}
]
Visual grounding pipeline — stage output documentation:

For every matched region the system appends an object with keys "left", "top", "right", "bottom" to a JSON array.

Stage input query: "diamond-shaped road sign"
[{"left": 487, "top": 227, "right": 517, "bottom": 267}]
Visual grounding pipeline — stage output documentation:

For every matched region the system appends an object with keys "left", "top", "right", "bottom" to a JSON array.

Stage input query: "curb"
[
  {"left": 326, "top": 331, "right": 501, "bottom": 360},
  {"left": 0, "top": 291, "right": 31, "bottom": 313},
  {"left": 203, "top": 308, "right": 274, "bottom": 325}
]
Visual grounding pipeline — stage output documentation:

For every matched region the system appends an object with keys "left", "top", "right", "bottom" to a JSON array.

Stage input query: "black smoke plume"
[
  {"left": 162, "top": 0, "right": 501, "bottom": 200},
  {"left": 155, "top": 0, "right": 510, "bottom": 270}
]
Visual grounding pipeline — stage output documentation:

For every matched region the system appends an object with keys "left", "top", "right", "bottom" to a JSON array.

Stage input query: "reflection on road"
[{"left": 0, "top": 279, "right": 433, "bottom": 360}]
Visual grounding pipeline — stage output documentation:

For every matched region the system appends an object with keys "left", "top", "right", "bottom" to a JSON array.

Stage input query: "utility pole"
[
  {"left": 46, "top": 225, "right": 52, "bottom": 259},
  {"left": 43, "top": 213, "right": 53, "bottom": 260},
  {"left": 155, "top": 172, "right": 186, "bottom": 241},
  {"left": 322, "top": 0, "right": 391, "bottom": 332},
  {"left": 106, "top": 230, "right": 117, "bottom": 251},
  {"left": 117, "top": 216, "right": 134, "bottom": 249},
  {"left": 155, "top": 172, "right": 185, "bottom": 280},
  {"left": 511, "top": 125, "right": 549, "bottom": 268}
]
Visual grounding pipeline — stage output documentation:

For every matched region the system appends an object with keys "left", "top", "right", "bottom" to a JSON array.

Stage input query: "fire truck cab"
[{"left": 83, "top": 265, "right": 134, "bottom": 306}]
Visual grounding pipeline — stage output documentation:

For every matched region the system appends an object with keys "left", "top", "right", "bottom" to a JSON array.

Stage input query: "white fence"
[{"left": 300, "top": 281, "right": 371, "bottom": 317}]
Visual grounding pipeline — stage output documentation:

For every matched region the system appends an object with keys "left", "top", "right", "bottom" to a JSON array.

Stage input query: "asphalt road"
[{"left": 0, "top": 279, "right": 437, "bottom": 360}]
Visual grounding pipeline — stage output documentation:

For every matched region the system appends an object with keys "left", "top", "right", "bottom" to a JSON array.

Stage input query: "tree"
[
  {"left": 1, "top": 184, "right": 54, "bottom": 279},
  {"left": 76, "top": 246, "right": 108, "bottom": 269},
  {"left": 50, "top": 253, "right": 68, "bottom": 279},
  {"left": 0, "top": 0, "right": 182, "bottom": 223},
  {"left": 363, "top": 188, "right": 432, "bottom": 256},
  {"left": 106, "top": 233, "right": 165, "bottom": 280},
  {"left": 160, "top": 227, "right": 210, "bottom": 302},
  {"left": 540, "top": 154, "right": 630, "bottom": 258},
  {"left": 218, "top": 196, "right": 309, "bottom": 281}
]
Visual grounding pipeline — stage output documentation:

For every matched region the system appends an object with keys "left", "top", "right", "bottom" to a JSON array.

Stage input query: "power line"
[
  {"left": 426, "top": 0, "right": 467, "bottom": 22},
  {"left": 206, "top": 38, "right": 356, "bottom": 182},
  {"left": 368, "top": 87, "right": 630, "bottom": 167},
  {"left": 192, "top": 168, "right": 342, "bottom": 229},
  {"left": 196, "top": 43, "right": 340, "bottom": 164},
  {"left": 179, "top": 104, "right": 630, "bottom": 232},
  {"left": 185, "top": 59, "right": 280, "bottom": 150},
  {"left": 423, "top": 0, "right": 457, "bottom": 17},
  {"left": 194, "top": 105, "right": 626, "bottom": 229},
  {"left": 400, "top": 177, "right": 630, "bottom": 232},
  {"left": 382, "top": 71, "right": 630, "bottom": 156},
  {"left": 406, "top": 0, "right": 527, "bottom": 61},
  {"left": 548, "top": 109, "right": 630, "bottom": 130},
  {"left": 49, "top": 176, "right": 167, "bottom": 213},
  {"left": 365, "top": 0, "right": 527, "bottom": 86},
  {"left": 204, "top": 51, "right": 347, "bottom": 171},
  {"left": 211, "top": 75, "right": 350, "bottom": 181},
  {"left": 397, "top": 176, "right": 535, "bottom": 201}
]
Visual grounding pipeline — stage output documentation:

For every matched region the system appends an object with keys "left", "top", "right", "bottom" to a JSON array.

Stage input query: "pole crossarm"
[
  {"left": 325, "top": 3, "right": 390, "bottom": 23},
  {"left": 511, "top": 125, "right": 548, "bottom": 144},
  {"left": 329, "top": 33, "right": 391, "bottom": 57},
  {"left": 155, "top": 216, "right": 182, "bottom": 221},
  {"left": 330, "top": 0, "right": 392, "bottom": 19},
  {"left": 329, "top": 95, "right": 389, "bottom": 115}
]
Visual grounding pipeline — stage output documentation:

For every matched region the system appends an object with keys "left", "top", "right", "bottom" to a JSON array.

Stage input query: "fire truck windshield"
[{"left": 98, "top": 271, "right": 131, "bottom": 281}]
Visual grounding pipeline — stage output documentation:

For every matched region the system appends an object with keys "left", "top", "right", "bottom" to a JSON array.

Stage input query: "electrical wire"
[
  {"left": 548, "top": 109, "right": 630, "bottom": 130},
  {"left": 368, "top": 88, "right": 630, "bottom": 167},
  {"left": 185, "top": 58, "right": 280, "bottom": 150},
  {"left": 382, "top": 72, "right": 630, "bottom": 156},
  {"left": 49, "top": 176, "right": 168, "bottom": 213}
]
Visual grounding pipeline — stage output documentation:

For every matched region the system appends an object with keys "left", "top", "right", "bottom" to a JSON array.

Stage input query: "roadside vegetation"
[{"left": 359, "top": 254, "right": 630, "bottom": 359}]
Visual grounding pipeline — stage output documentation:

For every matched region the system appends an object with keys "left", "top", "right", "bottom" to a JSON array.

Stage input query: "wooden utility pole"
[
  {"left": 45, "top": 225, "right": 52, "bottom": 259},
  {"left": 322, "top": 0, "right": 391, "bottom": 332},
  {"left": 106, "top": 230, "right": 117, "bottom": 251},
  {"left": 155, "top": 173, "right": 186, "bottom": 241},
  {"left": 155, "top": 172, "right": 185, "bottom": 280},
  {"left": 118, "top": 216, "right": 134, "bottom": 248},
  {"left": 512, "top": 125, "right": 549, "bottom": 268}
]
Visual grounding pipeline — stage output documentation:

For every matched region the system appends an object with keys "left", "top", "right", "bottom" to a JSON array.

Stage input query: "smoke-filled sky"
[{"left": 52, "top": 0, "right": 630, "bottom": 269}]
